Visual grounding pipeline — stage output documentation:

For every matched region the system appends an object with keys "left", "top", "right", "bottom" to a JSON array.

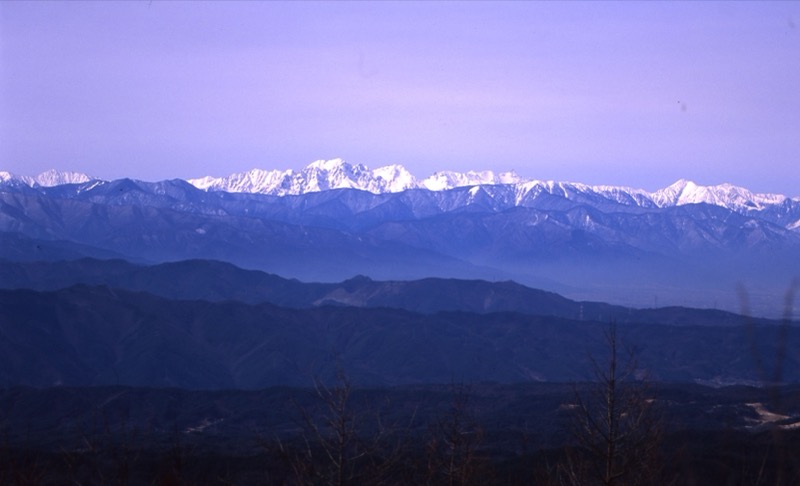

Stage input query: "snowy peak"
[
  {"left": 652, "top": 179, "right": 788, "bottom": 210},
  {"left": 371, "top": 164, "right": 418, "bottom": 192},
  {"left": 0, "top": 171, "right": 20, "bottom": 183},
  {"left": 188, "top": 168, "right": 294, "bottom": 193},
  {"left": 421, "top": 170, "right": 521, "bottom": 191},
  {"left": 0, "top": 170, "right": 93, "bottom": 188},
  {"left": 187, "top": 158, "right": 417, "bottom": 196},
  {"left": 187, "top": 159, "right": 526, "bottom": 196},
  {"left": 183, "top": 160, "right": 796, "bottom": 219},
  {"left": 302, "top": 158, "right": 375, "bottom": 192},
  {"left": 33, "top": 170, "right": 93, "bottom": 187},
  {"left": 187, "top": 158, "right": 410, "bottom": 196},
  {"left": 3, "top": 163, "right": 795, "bottom": 223}
]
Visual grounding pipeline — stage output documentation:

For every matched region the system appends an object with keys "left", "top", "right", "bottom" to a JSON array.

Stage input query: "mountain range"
[
  {"left": 2, "top": 159, "right": 799, "bottom": 315},
  {"left": 4, "top": 158, "right": 799, "bottom": 213}
]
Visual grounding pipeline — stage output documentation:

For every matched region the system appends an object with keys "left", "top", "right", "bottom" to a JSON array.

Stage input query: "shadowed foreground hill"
[{"left": 0, "top": 285, "right": 797, "bottom": 389}]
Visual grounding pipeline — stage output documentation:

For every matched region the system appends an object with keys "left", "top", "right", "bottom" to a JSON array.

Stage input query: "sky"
[{"left": 1, "top": 1, "right": 799, "bottom": 195}]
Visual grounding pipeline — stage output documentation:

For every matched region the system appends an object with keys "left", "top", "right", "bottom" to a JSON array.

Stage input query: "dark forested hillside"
[{"left": 0, "top": 284, "right": 796, "bottom": 389}]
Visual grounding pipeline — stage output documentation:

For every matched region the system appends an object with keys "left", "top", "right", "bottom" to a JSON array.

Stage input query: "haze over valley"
[{"left": 3, "top": 159, "right": 798, "bottom": 316}]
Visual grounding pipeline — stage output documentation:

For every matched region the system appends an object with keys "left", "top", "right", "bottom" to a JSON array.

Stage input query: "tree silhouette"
[{"left": 560, "top": 323, "right": 663, "bottom": 486}]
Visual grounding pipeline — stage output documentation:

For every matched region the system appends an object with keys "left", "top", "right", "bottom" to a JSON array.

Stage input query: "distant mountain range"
[
  {"left": 4, "top": 158, "right": 799, "bottom": 212},
  {"left": 2, "top": 159, "right": 799, "bottom": 314}
]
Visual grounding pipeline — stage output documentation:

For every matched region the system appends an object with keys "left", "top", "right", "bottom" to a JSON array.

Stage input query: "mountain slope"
[
  {"left": 0, "top": 285, "right": 796, "bottom": 389},
  {"left": 6, "top": 160, "right": 798, "bottom": 222},
  {"left": 0, "top": 169, "right": 93, "bottom": 188},
  {"left": 1, "top": 258, "right": 775, "bottom": 329}
]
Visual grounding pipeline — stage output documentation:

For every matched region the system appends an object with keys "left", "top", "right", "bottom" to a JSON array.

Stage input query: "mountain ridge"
[
  {"left": 0, "top": 257, "right": 775, "bottom": 327},
  {"left": 0, "top": 169, "right": 93, "bottom": 188},
  {"left": 3, "top": 159, "right": 798, "bottom": 216},
  {"left": 1, "top": 284, "right": 797, "bottom": 389},
  {"left": 189, "top": 159, "right": 800, "bottom": 214}
]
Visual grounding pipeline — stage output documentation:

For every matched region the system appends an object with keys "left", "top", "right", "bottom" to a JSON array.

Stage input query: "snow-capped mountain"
[
  {"left": 420, "top": 169, "right": 521, "bottom": 191},
  {"left": 185, "top": 158, "right": 797, "bottom": 215},
  {"left": 4, "top": 160, "right": 797, "bottom": 219},
  {"left": 0, "top": 170, "right": 93, "bottom": 187},
  {"left": 34, "top": 170, "right": 93, "bottom": 187},
  {"left": 0, "top": 171, "right": 34, "bottom": 187},
  {"left": 650, "top": 179, "right": 789, "bottom": 211},
  {"left": 187, "top": 158, "right": 524, "bottom": 196}
]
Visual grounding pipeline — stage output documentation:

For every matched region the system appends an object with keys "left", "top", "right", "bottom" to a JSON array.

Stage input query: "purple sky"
[{"left": 1, "top": 1, "right": 799, "bottom": 194}]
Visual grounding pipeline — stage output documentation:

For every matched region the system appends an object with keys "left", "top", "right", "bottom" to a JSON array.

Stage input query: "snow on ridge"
[
  {"left": 3, "top": 161, "right": 793, "bottom": 217},
  {"left": 420, "top": 169, "right": 522, "bottom": 191},
  {"left": 651, "top": 179, "right": 788, "bottom": 210},
  {"left": 307, "top": 157, "right": 351, "bottom": 172},
  {"left": 188, "top": 159, "right": 533, "bottom": 196},
  {"left": 185, "top": 175, "right": 218, "bottom": 190},
  {"left": 184, "top": 159, "right": 794, "bottom": 215},
  {"left": 372, "top": 164, "right": 418, "bottom": 192},
  {"left": 33, "top": 170, "right": 92, "bottom": 187},
  {"left": 188, "top": 168, "right": 294, "bottom": 194},
  {"left": 0, "top": 170, "right": 94, "bottom": 187},
  {"left": 0, "top": 171, "right": 18, "bottom": 183},
  {"left": 0, "top": 171, "right": 35, "bottom": 186}
]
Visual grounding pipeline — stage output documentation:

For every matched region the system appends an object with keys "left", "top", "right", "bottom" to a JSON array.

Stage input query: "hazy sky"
[{"left": 1, "top": 1, "right": 799, "bottom": 194}]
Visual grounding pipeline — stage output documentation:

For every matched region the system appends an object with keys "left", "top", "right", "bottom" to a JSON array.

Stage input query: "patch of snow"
[
  {"left": 187, "top": 175, "right": 218, "bottom": 190},
  {"left": 744, "top": 402, "right": 800, "bottom": 431},
  {"left": 185, "top": 418, "right": 223, "bottom": 434}
]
